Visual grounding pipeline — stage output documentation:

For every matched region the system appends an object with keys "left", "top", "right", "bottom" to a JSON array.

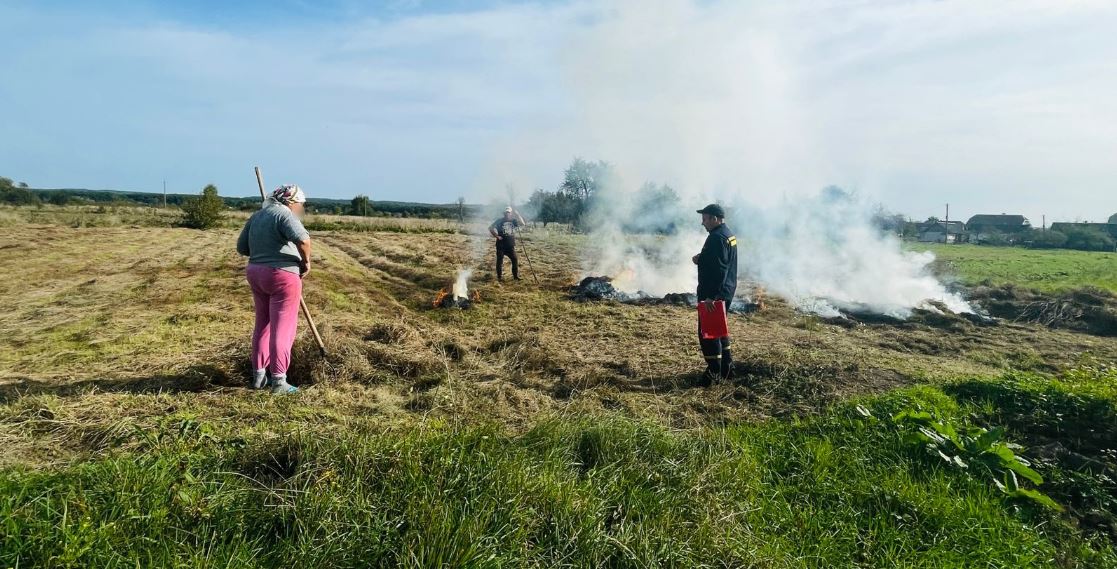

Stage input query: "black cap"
[{"left": 696, "top": 203, "right": 725, "bottom": 218}]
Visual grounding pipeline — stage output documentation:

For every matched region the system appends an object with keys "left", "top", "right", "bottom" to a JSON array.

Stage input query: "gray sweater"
[{"left": 236, "top": 200, "right": 310, "bottom": 274}]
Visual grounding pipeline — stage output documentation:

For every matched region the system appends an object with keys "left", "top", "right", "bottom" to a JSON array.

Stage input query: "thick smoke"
[
  {"left": 495, "top": 0, "right": 973, "bottom": 318},
  {"left": 732, "top": 189, "right": 971, "bottom": 318},
  {"left": 583, "top": 178, "right": 970, "bottom": 318}
]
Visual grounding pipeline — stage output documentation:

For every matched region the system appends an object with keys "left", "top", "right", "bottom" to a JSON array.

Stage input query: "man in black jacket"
[{"left": 691, "top": 203, "right": 738, "bottom": 385}]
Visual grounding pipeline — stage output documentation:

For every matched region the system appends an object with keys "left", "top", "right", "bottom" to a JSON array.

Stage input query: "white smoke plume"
[
  {"left": 479, "top": 0, "right": 975, "bottom": 318},
  {"left": 452, "top": 268, "right": 473, "bottom": 300},
  {"left": 732, "top": 189, "right": 971, "bottom": 318}
]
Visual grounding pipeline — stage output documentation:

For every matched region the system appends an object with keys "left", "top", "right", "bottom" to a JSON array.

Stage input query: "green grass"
[
  {"left": 4, "top": 368, "right": 1115, "bottom": 568},
  {"left": 6, "top": 215, "right": 1117, "bottom": 566},
  {"left": 913, "top": 243, "right": 1117, "bottom": 293}
]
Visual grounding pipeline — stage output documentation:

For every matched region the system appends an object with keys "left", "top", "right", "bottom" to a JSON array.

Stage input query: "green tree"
[
  {"left": 181, "top": 184, "right": 225, "bottom": 229},
  {"left": 625, "top": 182, "right": 684, "bottom": 234},
  {"left": 350, "top": 194, "right": 372, "bottom": 216},
  {"left": 527, "top": 190, "right": 581, "bottom": 227},
  {"left": 0, "top": 176, "right": 39, "bottom": 206},
  {"left": 560, "top": 158, "right": 613, "bottom": 201}
]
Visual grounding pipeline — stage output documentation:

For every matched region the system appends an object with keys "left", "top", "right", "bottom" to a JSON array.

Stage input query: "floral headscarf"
[{"left": 272, "top": 184, "right": 306, "bottom": 205}]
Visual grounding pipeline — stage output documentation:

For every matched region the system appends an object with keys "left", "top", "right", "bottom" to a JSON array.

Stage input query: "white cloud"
[{"left": 0, "top": 0, "right": 1114, "bottom": 221}]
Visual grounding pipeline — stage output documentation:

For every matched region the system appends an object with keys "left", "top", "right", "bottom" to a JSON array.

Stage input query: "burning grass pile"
[
  {"left": 432, "top": 269, "right": 480, "bottom": 309},
  {"left": 570, "top": 276, "right": 762, "bottom": 314},
  {"left": 432, "top": 288, "right": 479, "bottom": 309},
  {"left": 823, "top": 300, "right": 997, "bottom": 331}
]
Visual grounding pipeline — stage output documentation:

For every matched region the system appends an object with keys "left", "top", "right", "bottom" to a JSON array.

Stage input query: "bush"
[
  {"left": 181, "top": 184, "right": 225, "bottom": 229},
  {"left": 1063, "top": 226, "right": 1115, "bottom": 252},
  {"left": 1030, "top": 229, "right": 1067, "bottom": 249},
  {"left": 978, "top": 230, "right": 1011, "bottom": 246}
]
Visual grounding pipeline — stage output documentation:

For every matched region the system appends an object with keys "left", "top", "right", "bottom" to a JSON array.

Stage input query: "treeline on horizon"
[
  {"left": 3, "top": 171, "right": 1115, "bottom": 251},
  {"left": 0, "top": 175, "right": 477, "bottom": 219}
]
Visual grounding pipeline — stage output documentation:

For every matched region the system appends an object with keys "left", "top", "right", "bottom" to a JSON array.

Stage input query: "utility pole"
[
  {"left": 163, "top": 180, "right": 167, "bottom": 208},
  {"left": 945, "top": 203, "right": 950, "bottom": 243},
  {"left": 1042, "top": 214, "right": 1046, "bottom": 232}
]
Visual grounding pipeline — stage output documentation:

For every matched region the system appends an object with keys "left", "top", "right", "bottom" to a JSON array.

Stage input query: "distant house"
[
  {"left": 917, "top": 220, "right": 965, "bottom": 243},
  {"left": 966, "top": 214, "right": 1030, "bottom": 243}
]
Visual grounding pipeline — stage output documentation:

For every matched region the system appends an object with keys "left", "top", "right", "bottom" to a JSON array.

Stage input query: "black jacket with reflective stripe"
[{"left": 697, "top": 223, "right": 738, "bottom": 301}]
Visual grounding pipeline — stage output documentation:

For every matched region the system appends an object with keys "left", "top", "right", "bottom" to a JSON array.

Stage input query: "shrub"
[
  {"left": 1063, "top": 226, "right": 1115, "bottom": 252},
  {"left": 978, "top": 230, "right": 1011, "bottom": 246},
  {"left": 1030, "top": 229, "right": 1067, "bottom": 249},
  {"left": 181, "top": 184, "right": 225, "bottom": 229}
]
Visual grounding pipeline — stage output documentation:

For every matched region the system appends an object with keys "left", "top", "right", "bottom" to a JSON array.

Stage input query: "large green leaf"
[
  {"left": 1003, "top": 459, "right": 1043, "bottom": 485},
  {"left": 1010, "top": 488, "right": 1063, "bottom": 512},
  {"left": 974, "top": 427, "right": 1005, "bottom": 451}
]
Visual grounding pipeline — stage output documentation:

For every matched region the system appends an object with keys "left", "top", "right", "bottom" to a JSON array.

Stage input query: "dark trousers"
[
  {"left": 496, "top": 239, "right": 519, "bottom": 280},
  {"left": 699, "top": 319, "right": 732, "bottom": 377}
]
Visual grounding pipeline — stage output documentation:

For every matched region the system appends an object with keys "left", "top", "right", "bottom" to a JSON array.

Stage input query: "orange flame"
[{"left": 432, "top": 288, "right": 450, "bottom": 308}]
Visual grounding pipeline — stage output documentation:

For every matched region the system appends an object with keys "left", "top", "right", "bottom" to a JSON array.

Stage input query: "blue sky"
[{"left": 1, "top": 0, "right": 1115, "bottom": 222}]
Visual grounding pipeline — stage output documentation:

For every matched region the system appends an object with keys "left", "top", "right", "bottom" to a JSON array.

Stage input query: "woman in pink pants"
[{"left": 236, "top": 185, "right": 312, "bottom": 393}]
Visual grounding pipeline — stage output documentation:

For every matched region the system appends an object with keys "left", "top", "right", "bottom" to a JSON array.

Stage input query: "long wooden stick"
[
  {"left": 516, "top": 228, "right": 539, "bottom": 285},
  {"left": 254, "top": 166, "right": 327, "bottom": 356}
]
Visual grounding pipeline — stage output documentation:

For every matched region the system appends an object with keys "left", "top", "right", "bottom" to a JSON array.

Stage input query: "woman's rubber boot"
[
  {"left": 251, "top": 369, "right": 268, "bottom": 390},
  {"left": 270, "top": 375, "right": 299, "bottom": 394}
]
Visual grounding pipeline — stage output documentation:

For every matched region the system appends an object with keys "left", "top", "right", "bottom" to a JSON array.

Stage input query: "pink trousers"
[{"left": 246, "top": 264, "right": 302, "bottom": 376}]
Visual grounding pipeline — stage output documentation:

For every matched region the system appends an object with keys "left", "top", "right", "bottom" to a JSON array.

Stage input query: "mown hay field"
[{"left": 2, "top": 208, "right": 1116, "bottom": 567}]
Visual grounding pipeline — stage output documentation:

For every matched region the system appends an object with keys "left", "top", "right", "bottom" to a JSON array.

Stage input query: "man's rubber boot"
[
  {"left": 720, "top": 348, "right": 734, "bottom": 381},
  {"left": 698, "top": 357, "right": 720, "bottom": 387}
]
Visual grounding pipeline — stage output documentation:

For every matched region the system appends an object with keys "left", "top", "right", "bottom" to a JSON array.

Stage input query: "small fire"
[
  {"left": 432, "top": 288, "right": 450, "bottom": 308},
  {"left": 433, "top": 269, "right": 480, "bottom": 309},
  {"left": 610, "top": 266, "right": 639, "bottom": 292}
]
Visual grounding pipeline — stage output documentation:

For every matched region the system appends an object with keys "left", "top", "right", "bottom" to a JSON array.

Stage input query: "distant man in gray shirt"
[
  {"left": 489, "top": 206, "right": 526, "bottom": 281},
  {"left": 236, "top": 184, "right": 312, "bottom": 394}
]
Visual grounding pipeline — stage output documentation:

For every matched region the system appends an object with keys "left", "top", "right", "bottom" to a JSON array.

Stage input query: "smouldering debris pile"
[
  {"left": 823, "top": 299, "right": 997, "bottom": 329},
  {"left": 433, "top": 269, "right": 480, "bottom": 309},
  {"left": 570, "top": 276, "right": 762, "bottom": 314}
]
